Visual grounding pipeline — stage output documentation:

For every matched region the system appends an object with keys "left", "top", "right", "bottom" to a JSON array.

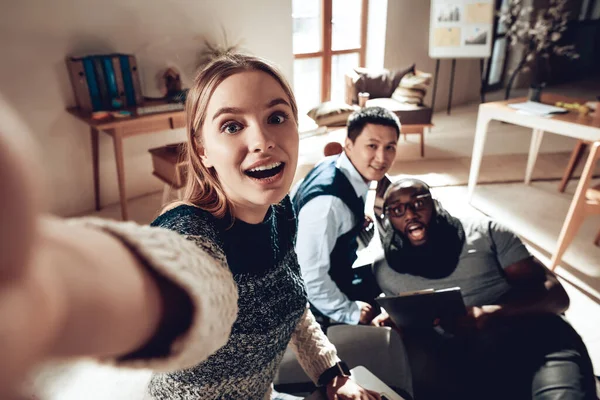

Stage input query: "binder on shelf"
[
  {"left": 127, "top": 56, "right": 144, "bottom": 106},
  {"left": 82, "top": 58, "right": 102, "bottom": 111},
  {"left": 119, "top": 55, "right": 136, "bottom": 108},
  {"left": 102, "top": 56, "right": 119, "bottom": 105},
  {"left": 93, "top": 57, "right": 110, "bottom": 110},
  {"left": 65, "top": 58, "right": 93, "bottom": 112},
  {"left": 111, "top": 56, "right": 126, "bottom": 106}
]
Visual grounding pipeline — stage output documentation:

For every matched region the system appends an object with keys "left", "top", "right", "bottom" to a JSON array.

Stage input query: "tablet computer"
[{"left": 375, "top": 287, "right": 467, "bottom": 328}]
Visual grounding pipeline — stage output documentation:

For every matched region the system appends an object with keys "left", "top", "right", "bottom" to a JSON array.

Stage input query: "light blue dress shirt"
[{"left": 293, "top": 152, "right": 370, "bottom": 324}]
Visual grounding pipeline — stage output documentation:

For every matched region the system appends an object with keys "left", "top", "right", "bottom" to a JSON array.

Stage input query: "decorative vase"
[
  {"left": 529, "top": 57, "right": 549, "bottom": 102},
  {"left": 528, "top": 83, "right": 545, "bottom": 102}
]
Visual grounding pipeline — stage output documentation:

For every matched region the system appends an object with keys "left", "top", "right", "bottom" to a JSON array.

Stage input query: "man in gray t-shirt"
[
  {"left": 376, "top": 214, "right": 531, "bottom": 307},
  {"left": 372, "top": 178, "right": 596, "bottom": 400}
]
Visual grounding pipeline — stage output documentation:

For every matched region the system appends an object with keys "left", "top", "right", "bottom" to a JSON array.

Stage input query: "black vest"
[{"left": 292, "top": 156, "right": 366, "bottom": 298}]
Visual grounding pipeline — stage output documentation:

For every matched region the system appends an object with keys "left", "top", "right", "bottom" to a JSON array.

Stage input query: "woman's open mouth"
[{"left": 244, "top": 161, "right": 285, "bottom": 183}]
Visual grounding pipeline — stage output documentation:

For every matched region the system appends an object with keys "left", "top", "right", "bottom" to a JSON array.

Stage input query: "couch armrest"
[{"left": 344, "top": 70, "right": 361, "bottom": 106}]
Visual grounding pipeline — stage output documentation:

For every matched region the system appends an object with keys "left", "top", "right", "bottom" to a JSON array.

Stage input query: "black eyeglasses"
[{"left": 384, "top": 193, "right": 432, "bottom": 218}]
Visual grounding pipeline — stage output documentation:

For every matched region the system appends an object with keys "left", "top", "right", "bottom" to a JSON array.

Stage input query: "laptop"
[{"left": 375, "top": 287, "right": 467, "bottom": 328}]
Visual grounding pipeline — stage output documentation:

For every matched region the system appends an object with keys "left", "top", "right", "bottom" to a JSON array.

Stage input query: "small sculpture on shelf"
[{"left": 160, "top": 67, "right": 188, "bottom": 104}]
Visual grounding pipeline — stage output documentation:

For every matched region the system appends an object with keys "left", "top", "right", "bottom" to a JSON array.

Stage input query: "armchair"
[{"left": 345, "top": 67, "right": 434, "bottom": 157}]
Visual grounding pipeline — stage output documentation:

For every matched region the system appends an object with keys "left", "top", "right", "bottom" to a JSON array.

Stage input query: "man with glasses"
[{"left": 372, "top": 178, "right": 597, "bottom": 400}]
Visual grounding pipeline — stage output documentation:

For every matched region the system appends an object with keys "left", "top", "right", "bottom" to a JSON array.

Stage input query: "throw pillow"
[
  {"left": 399, "top": 71, "right": 432, "bottom": 91},
  {"left": 390, "top": 64, "right": 417, "bottom": 93},
  {"left": 353, "top": 63, "right": 415, "bottom": 101},
  {"left": 392, "top": 70, "right": 433, "bottom": 106},
  {"left": 307, "top": 101, "right": 359, "bottom": 127},
  {"left": 391, "top": 87, "right": 425, "bottom": 104}
]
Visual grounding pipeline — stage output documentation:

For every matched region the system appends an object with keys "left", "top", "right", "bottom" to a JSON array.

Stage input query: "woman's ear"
[
  {"left": 199, "top": 153, "right": 213, "bottom": 169},
  {"left": 195, "top": 141, "right": 213, "bottom": 169}
]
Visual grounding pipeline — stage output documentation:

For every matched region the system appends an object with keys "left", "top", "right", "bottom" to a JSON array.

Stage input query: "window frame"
[{"left": 293, "top": 0, "right": 369, "bottom": 102}]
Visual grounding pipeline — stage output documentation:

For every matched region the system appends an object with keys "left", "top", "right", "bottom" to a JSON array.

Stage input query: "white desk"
[
  {"left": 304, "top": 366, "right": 406, "bottom": 400},
  {"left": 467, "top": 94, "right": 600, "bottom": 201}
]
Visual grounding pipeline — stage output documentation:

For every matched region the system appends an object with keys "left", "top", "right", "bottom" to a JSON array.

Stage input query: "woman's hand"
[
  {"left": 0, "top": 129, "right": 39, "bottom": 283},
  {"left": 326, "top": 376, "right": 381, "bottom": 399},
  {"left": 0, "top": 129, "right": 51, "bottom": 398}
]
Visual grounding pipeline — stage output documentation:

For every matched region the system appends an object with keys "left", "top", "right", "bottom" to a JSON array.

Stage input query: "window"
[
  {"left": 293, "top": 0, "right": 368, "bottom": 116},
  {"left": 484, "top": 0, "right": 510, "bottom": 90},
  {"left": 580, "top": 0, "right": 600, "bottom": 20}
]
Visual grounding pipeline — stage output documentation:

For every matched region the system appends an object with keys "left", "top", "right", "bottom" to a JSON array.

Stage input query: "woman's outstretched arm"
[
  {"left": 0, "top": 217, "right": 164, "bottom": 395},
  {"left": 0, "top": 131, "right": 237, "bottom": 398}
]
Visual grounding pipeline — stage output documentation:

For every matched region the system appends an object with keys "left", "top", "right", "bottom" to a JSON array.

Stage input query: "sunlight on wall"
[{"left": 366, "top": 0, "right": 388, "bottom": 69}]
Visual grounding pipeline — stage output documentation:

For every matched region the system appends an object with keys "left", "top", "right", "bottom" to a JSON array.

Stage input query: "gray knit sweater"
[{"left": 82, "top": 197, "right": 338, "bottom": 400}]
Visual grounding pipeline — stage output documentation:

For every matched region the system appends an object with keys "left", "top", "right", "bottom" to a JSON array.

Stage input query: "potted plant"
[{"left": 499, "top": 0, "right": 579, "bottom": 100}]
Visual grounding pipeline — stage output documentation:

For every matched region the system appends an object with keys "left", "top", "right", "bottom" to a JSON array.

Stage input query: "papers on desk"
[{"left": 508, "top": 101, "right": 568, "bottom": 117}]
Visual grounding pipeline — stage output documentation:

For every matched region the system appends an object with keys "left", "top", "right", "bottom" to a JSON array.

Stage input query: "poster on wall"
[{"left": 429, "top": 0, "right": 494, "bottom": 59}]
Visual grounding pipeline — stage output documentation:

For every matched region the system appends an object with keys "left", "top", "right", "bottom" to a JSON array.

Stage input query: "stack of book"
[{"left": 66, "top": 54, "right": 144, "bottom": 112}]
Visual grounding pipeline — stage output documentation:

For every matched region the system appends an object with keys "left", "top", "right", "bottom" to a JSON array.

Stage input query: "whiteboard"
[{"left": 429, "top": 0, "right": 494, "bottom": 59}]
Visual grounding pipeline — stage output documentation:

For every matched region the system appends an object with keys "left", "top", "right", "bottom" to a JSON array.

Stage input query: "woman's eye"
[
  {"left": 268, "top": 112, "right": 288, "bottom": 124},
  {"left": 414, "top": 200, "right": 424, "bottom": 208},
  {"left": 368, "top": 144, "right": 377, "bottom": 149},
  {"left": 221, "top": 122, "right": 243, "bottom": 134}
]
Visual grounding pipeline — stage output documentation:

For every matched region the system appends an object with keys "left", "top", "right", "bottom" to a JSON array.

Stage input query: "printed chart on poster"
[{"left": 429, "top": 0, "right": 494, "bottom": 58}]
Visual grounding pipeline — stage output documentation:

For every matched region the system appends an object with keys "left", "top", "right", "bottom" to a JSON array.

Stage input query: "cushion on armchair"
[
  {"left": 343, "top": 64, "right": 433, "bottom": 126},
  {"left": 398, "top": 71, "right": 432, "bottom": 91},
  {"left": 391, "top": 71, "right": 433, "bottom": 106},
  {"left": 351, "top": 64, "right": 415, "bottom": 103},
  {"left": 391, "top": 87, "right": 424, "bottom": 105}
]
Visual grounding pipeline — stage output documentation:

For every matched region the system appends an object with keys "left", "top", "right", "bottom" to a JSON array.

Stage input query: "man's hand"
[
  {"left": 446, "top": 305, "right": 502, "bottom": 334},
  {"left": 371, "top": 311, "right": 403, "bottom": 338},
  {"left": 371, "top": 311, "right": 390, "bottom": 327},
  {"left": 357, "top": 301, "right": 375, "bottom": 325},
  {"left": 326, "top": 376, "right": 381, "bottom": 399},
  {"left": 373, "top": 310, "right": 397, "bottom": 326}
]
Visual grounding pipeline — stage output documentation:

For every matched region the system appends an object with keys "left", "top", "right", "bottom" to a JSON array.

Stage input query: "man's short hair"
[{"left": 346, "top": 106, "right": 401, "bottom": 142}]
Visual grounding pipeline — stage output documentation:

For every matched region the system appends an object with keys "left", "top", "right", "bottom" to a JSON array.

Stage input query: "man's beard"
[{"left": 381, "top": 200, "right": 466, "bottom": 279}]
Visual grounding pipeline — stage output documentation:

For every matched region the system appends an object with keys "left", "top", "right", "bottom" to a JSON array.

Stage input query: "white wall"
[
  {"left": 383, "top": 0, "right": 482, "bottom": 111},
  {"left": 0, "top": 0, "right": 293, "bottom": 216},
  {"left": 366, "top": 0, "right": 388, "bottom": 70}
]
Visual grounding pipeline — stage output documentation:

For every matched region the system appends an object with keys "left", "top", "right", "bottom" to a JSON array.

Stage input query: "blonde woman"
[{"left": 0, "top": 54, "right": 380, "bottom": 400}]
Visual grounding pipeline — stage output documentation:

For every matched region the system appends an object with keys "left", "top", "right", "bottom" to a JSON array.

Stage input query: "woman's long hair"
[{"left": 165, "top": 53, "right": 298, "bottom": 219}]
